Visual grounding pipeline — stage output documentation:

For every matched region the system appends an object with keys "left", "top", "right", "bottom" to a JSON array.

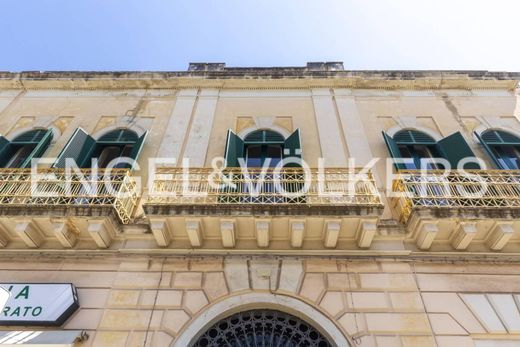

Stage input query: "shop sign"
[{"left": 0, "top": 283, "right": 79, "bottom": 326}]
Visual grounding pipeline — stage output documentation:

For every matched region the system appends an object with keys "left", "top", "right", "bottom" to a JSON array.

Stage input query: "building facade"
[{"left": 0, "top": 63, "right": 519, "bottom": 346}]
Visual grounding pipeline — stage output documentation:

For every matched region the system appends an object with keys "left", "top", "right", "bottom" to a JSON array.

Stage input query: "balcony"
[
  {"left": 145, "top": 167, "right": 383, "bottom": 250},
  {"left": 0, "top": 169, "right": 138, "bottom": 249},
  {"left": 392, "top": 170, "right": 520, "bottom": 251}
]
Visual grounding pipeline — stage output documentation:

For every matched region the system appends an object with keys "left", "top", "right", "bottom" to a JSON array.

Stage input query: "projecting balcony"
[
  {"left": 144, "top": 167, "right": 383, "bottom": 250},
  {"left": 392, "top": 170, "right": 520, "bottom": 251},
  {"left": 0, "top": 169, "right": 138, "bottom": 249}
]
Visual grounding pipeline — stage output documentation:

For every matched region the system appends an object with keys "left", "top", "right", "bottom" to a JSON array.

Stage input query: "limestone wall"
[{"left": 1, "top": 256, "right": 519, "bottom": 346}]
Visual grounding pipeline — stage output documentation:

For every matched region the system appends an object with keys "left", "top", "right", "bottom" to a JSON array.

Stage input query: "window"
[
  {"left": 224, "top": 129, "right": 301, "bottom": 168},
  {"left": 476, "top": 130, "right": 520, "bottom": 169},
  {"left": 0, "top": 129, "right": 53, "bottom": 168},
  {"left": 54, "top": 128, "right": 147, "bottom": 169},
  {"left": 221, "top": 128, "right": 304, "bottom": 203},
  {"left": 383, "top": 129, "right": 479, "bottom": 170},
  {"left": 192, "top": 310, "right": 332, "bottom": 347}
]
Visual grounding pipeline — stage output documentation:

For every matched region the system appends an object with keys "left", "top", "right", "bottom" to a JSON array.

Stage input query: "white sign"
[{"left": 0, "top": 284, "right": 79, "bottom": 326}]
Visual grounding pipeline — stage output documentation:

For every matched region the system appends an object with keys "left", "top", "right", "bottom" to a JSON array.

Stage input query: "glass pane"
[
  {"left": 5, "top": 145, "right": 36, "bottom": 168},
  {"left": 97, "top": 146, "right": 122, "bottom": 168},
  {"left": 265, "top": 145, "right": 282, "bottom": 167},
  {"left": 246, "top": 145, "right": 262, "bottom": 167},
  {"left": 493, "top": 145, "right": 520, "bottom": 169},
  {"left": 398, "top": 145, "right": 418, "bottom": 170}
]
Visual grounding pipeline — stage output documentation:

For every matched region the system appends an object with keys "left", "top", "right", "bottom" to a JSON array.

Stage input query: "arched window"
[
  {"left": 0, "top": 129, "right": 53, "bottom": 168},
  {"left": 383, "top": 129, "right": 479, "bottom": 170},
  {"left": 54, "top": 128, "right": 147, "bottom": 169},
  {"left": 192, "top": 309, "right": 332, "bottom": 347},
  {"left": 93, "top": 129, "right": 139, "bottom": 168},
  {"left": 243, "top": 129, "right": 285, "bottom": 167},
  {"left": 393, "top": 130, "right": 440, "bottom": 170},
  {"left": 224, "top": 129, "right": 301, "bottom": 168},
  {"left": 476, "top": 130, "right": 520, "bottom": 169}
]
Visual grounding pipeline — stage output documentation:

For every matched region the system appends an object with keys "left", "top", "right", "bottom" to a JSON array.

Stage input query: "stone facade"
[{"left": 0, "top": 64, "right": 519, "bottom": 346}]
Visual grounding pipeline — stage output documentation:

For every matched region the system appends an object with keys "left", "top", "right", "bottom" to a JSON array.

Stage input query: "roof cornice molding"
[{"left": 0, "top": 70, "right": 518, "bottom": 90}]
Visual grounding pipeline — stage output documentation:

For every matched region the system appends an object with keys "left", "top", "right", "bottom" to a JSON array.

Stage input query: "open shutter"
[
  {"left": 437, "top": 131, "right": 481, "bottom": 169},
  {"left": 125, "top": 131, "right": 148, "bottom": 169},
  {"left": 224, "top": 130, "right": 244, "bottom": 167},
  {"left": 382, "top": 132, "right": 406, "bottom": 170},
  {"left": 20, "top": 129, "right": 53, "bottom": 168},
  {"left": 284, "top": 129, "right": 302, "bottom": 167},
  {"left": 53, "top": 128, "right": 96, "bottom": 168},
  {"left": 475, "top": 131, "right": 503, "bottom": 169}
]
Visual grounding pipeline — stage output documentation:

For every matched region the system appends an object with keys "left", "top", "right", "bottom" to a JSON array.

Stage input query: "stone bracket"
[
  {"left": 150, "top": 218, "right": 172, "bottom": 247},
  {"left": 415, "top": 221, "right": 439, "bottom": 250},
  {"left": 220, "top": 219, "right": 236, "bottom": 248},
  {"left": 52, "top": 220, "right": 78, "bottom": 248},
  {"left": 323, "top": 220, "right": 341, "bottom": 248},
  {"left": 290, "top": 219, "right": 305, "bottom": 248},
  {"left": 186, "top": 219, "right": 203, "bottom": 247},
  {"left": 450, "top": 222, "right": 477, "bottom": 250},
  {"left": 356, "top": 220, "right": 377, "bottom": 249},
  {"left": 14, "top": 220, "right": 44, "bottom": 248},
  {"left": 255, "top": 219, "right": 270, "bottom": 248},
  {"left": 486, "top": 222, "right": 514, "bottom": 251},
  {"left": 0, "top": 227, "right": 8, "bottom": 248},
  {"left": 87, "top": 219, "right": 116, "bottom": 249}
]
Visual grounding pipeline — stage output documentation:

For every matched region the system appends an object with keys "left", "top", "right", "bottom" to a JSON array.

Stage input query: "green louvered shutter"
[
  {"left": 224, "top": 130, "right": 244, "bottom": 167},
  {"left": 437, "top": 131, "right": 481, "bottom": 169},
  {"left": 0, "top": 137, "right": 11, "bottom": 167},
  {"left": 284, "top": 129, "right": 302, "bottom": 167},
  {"left": 125, "top": 131, "right": 148, "bottom": 169},
  {"left": 475, "top": 131, "right": 503, "bottom": 169},
  {"left": 382, "top": 132, "right": 406, "bottom": 170},
  {"left": 20, "top": 129, "right": 53, "bottom": 168},
  {"left": 53, "top": 128, "right": 96, "bottom": 168}
]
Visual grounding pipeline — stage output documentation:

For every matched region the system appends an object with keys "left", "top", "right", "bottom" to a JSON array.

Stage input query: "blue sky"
[{"left": 1, "top": 0, "right": 519, "bottom": 71}]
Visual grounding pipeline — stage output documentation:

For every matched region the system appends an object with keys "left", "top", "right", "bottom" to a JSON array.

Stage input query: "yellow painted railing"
[
  {"left": 147, "top": 167, "right": 382, "bottom": 206},
  {"left": 0, "top": 169, "right": 138, "bottom": 224},
  {"left": 392, "top": 170, "right": 520, "bottom": 223}
]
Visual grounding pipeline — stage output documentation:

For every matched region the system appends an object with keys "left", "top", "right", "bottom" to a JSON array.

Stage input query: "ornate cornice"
[{"left": 0, "top": 69, "right": 518, "bottom": 90}]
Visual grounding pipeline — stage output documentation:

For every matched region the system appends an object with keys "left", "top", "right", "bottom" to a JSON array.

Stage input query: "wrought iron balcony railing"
[
  {"left": 0, "top": 169, "right": 138, "bottom": 224},
  {"left": 146, "top": 167, "right": 382, "bottom": 207},
  {"left": 392, "top": 170, "right": 520, "bottom": 223}
]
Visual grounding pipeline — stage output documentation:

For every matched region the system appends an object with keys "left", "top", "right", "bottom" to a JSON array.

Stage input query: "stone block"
[
  {"left": 224, "top": 259, "right": 249, "bottom": 292},
  {"left": 349, "top": 292, "right": 389, "bottom": 310},
  {"left": 184, "top": 290, "right": 209, "bottom": 314},
  {"left": 114, "top": 272, "right": 161, "bottom": 289},
  {"left": 338, "top": 313, "right": 366, "bottom": 336},
  {"left": 365, "top": 313, "right": 430, "bottom": 333},
  {"left": 428, "top": 313, "right": 467, "bottom": 335},
  {"left": 389, "top": 292, "right": 424, "bottom": 311},
  {"left": 401, "top": 336, "right": 435, "bottom": 347},
  {"left": 64, "top": 309, "right": 103, "bottom": 330},
  {"left": 299, "top": 273, "right": 325, "bottom": 302},
  {"left": 92, "top": 332, "right": 128, "bottom": 347},
  {"left": 173, "top": 272, "right": 202, "bottom": 288},
  {"left": 278, "top": 259, "right": 303, "bottom": 294},
  {"left": 203, "top": 272, "right": 228, "bottom": 300},
  {"left": 305, "top": 259, "right": 338, "bottom": 272},
  {"left": 99, "top": 310, "right": 152, "bottom": 330},
  {"left": 359, "top": 274, "right": 417, "bottom": 290},
  {"left": 108, "top": 290, "right": 140, "bottom": 307},
  {"left": 319, "top": 291, "right": 344, "bottom": 317},
  {"left": 155, "top": 290, "right": 183, "bottom": 308},
  {"left": 163, "top": 310, "right": 191, "bottom": 335},
  {"left": 77, "top": 288, "right": 110, "bottom": 308}
]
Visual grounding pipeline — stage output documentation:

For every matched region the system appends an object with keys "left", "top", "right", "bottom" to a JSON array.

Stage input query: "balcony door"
[
  {"left": 0, "top": 129, "right": 53, "bottom": 168},
  {"left": 476, "top": 130, "right": 520, "bottom": 169}
]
